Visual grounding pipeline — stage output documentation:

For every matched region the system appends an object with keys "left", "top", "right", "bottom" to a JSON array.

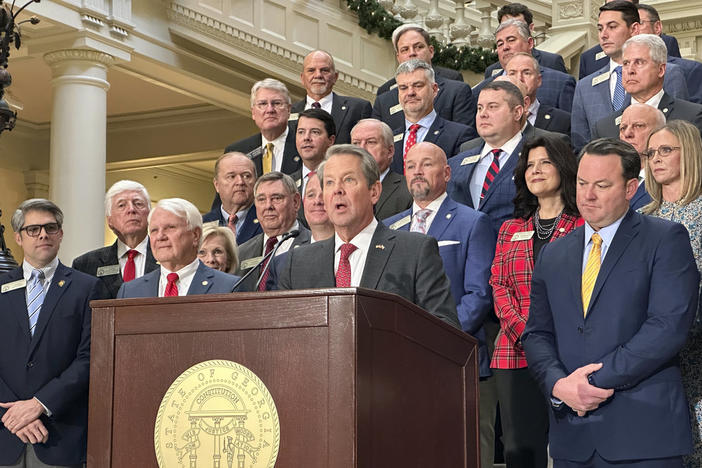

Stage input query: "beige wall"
[{"left": 0, "top": 167, "right": 29, "bottom": 264}]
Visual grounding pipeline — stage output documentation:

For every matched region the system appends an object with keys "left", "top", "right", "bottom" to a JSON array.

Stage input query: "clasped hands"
[
  {"left": 552, "top": 363, "right": 614, "bottom": 417},
  {"left": 0, "top": 398, "right": 49, "bottom": 444}
]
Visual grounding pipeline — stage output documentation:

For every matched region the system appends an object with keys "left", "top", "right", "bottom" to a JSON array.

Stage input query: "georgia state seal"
[{"left": 154, "top": 360, "right": 280, "bottom": 468}]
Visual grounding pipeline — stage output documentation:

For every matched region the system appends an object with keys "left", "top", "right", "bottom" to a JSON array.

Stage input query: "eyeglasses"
[
  {"left": 642, "top": 145, "right": 681, "bottom": 159},
  {"left": 20, "top": 223, "right": 61, "bottom": 237},
  {"left": 253, "top": 100, "right": 288, "bottom": 110}
]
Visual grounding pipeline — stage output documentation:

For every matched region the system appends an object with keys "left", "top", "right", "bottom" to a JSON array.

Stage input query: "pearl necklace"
[{"left": 534, "top": 209, "right": 563, "bottom": 240}]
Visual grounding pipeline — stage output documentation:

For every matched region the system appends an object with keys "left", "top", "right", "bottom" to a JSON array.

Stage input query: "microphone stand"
[{"left": 230, "top": 230, "right": 299, "bottom": 292}]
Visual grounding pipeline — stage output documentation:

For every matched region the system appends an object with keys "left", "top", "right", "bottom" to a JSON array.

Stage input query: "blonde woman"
[{"left": 198, "top": 226, "right": 239, "bottom": 274}]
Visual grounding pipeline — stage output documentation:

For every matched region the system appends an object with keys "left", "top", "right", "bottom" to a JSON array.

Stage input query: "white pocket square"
[{"left": 438, "top": 240, "right": 460, "bottom": 247}]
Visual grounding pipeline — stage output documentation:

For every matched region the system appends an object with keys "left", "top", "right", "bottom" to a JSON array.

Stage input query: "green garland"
[{"left": 345, "top": 0, "right": 498, "bottom": 74}]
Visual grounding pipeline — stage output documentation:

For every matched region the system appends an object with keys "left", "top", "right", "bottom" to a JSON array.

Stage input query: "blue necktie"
[
  {"left": 612, "top": 66, "right": 626, "bottom": 111},
  {"left": 27, "top": 269, "right": 46, "bottom": 336}
]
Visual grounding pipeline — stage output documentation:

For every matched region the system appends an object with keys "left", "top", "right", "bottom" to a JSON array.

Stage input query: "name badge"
[
  {"left": 438, "top": 240, "right": 460, "bottom": 247},
  {"left": 461, "top": 155, "right": 480, "bottom": 165},
  {"left": 595, "top": 51, "right": 607, "bottom": 61},
  {"left": 491, "top": 68, "right": 503, "bottom": 77},
  {"left": 390, "top": 83, "right": 398, "bottom": 91},
  {"left": 240, "top": 257, "right": 263, "bottom": 270},
  {"left": 393, "top": 133, "right": 403, "bottom": 143},
  {"left": 295, "top": 178, "right": 302, "bottom": 187},
  {"left": 288, "top": 113, "right": 299, "bottom": 121},
  {"left": 511, "top": 231, "right": 534, "bottom": 241},
  {"left": 615, "top": 115, "right": 622, "bottom": 126},
  {"left": 592, "top": 71, "right": 610, "bottom": 86},
  {"left": 389, "top": 215, "right": 411, "bottom": 230},
  {"left": 97, "top": 264, "right": 121, "bottom": 277},
  {"left": 389, "top": 103, "right": 403, "bottom": 115},
  {"left": 247, "top": 147, "right": 263, "bottom": 159},
  {"left": 2, "top": 279, "right": 26, "bottom": 293}
]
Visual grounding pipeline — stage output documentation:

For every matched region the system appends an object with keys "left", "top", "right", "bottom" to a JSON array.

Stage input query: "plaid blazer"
[{"left": 489, "top": 213, "right": 582, "bottom": 369}]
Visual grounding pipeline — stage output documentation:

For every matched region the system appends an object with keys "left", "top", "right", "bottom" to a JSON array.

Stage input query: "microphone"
[{"left": 231, "top": 230, "right": 300, "bottom": 292}]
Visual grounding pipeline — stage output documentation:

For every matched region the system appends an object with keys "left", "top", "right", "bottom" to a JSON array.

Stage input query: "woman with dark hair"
[{"left": 489, "top": 134, "right": 582, "bottom": 467}]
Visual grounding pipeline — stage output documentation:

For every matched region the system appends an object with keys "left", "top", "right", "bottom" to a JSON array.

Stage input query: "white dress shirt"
[
  {"left": 220, "top": 204, "right": 253, "bottom": 235},
  {"left": 640, "top": 88, "right": 665, "bottom": 108},
  {"left": 117, "top": 236, "right": 149, "bottom": 279},
  {"left": 22, "top": 257, "right": 59, "bottom": 302},
  {"left": 262, "top": 221, "right": 300, "bottom": 257},
  {"left": 469, "top": 131, "right": 522, "bottom": 209},
  {"left": 527, "top": 99, "right": 541, "bottom": 126},
  {"left": 262, "top": 127, "right": 289, "bottom": 173},
  {"left": 158, "top": 258, "right": 200, "bottom": 297},
  {"left": 411, "top": 192, "right": 447, "bottom": 232},
  {"left": 333, "top": 218, "right": 378, "bottom": 287},
  {"left": 404, "top": 110, "right": 437, "bottom": 150},
  {"left": 582, "top": 213, "right": 626, "bottom": 273},
  {"left": 305, "top": 93, "right": 334, "bottom": 114}
]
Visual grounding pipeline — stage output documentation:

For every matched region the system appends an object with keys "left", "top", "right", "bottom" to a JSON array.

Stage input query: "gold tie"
[
  {"left": 263, "top": 142, "right": 273, "bottom": 174},
  {"left": 582, "top": 233, "right": 603, "bottom": 317}
]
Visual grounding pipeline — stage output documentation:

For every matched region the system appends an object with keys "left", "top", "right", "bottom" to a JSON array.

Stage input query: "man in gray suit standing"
[
  {"left": 117, "top": 198, "right": 240, "bottom": 297},
  {"left": 278, "top": 144, "right": 459, "bottom": 328}
]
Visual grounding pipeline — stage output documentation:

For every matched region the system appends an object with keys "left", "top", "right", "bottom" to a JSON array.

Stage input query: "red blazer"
[{"left": 489, "top": 213, "right": 582, "bottom": 369}]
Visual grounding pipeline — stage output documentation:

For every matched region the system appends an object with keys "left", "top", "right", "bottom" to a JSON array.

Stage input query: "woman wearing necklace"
[
  {"left": 489, "top": 134, "right": 582, "bottom": 468},
  {"left": 641, "top": 120, "right": 702, "bottom": 468}
]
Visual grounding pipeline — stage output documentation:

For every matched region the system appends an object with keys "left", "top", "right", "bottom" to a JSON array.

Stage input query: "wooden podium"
[{"left": 87, "top": 288, "right": 479, "bottom": 467}]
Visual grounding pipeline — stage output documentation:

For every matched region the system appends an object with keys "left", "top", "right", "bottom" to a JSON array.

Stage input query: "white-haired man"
[
  {"left": 117, "top": 198, "right": 241, "bottom": 297},
  {"left": 72, "top": 180, "right": 158, "bottom": 298}
]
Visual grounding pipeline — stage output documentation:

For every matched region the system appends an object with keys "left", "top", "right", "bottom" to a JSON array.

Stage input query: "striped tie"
[
  {"left": 612, "top": 66, "right": 626, "bottom": 111},
  {"left": 582, "top": 233, "right": 603, "bottom": 316},
  {"left": 411, "top": 209, "right": 432, "bottom": 234},
  {"left": 481, "top": 148, "right": 502, "bottom": 200},
  {"left": 27, "top": 269, "right": 46, "bottom": 336}
]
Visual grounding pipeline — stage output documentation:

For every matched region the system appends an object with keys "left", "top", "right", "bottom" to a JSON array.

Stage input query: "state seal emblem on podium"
[{"left": 154, "top": 360, "right": 280, "bottom": 467}]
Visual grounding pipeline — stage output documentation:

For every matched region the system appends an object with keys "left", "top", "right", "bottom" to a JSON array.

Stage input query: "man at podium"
[{"left": 278, "top": 144, "right": 460, "bottom": 328}]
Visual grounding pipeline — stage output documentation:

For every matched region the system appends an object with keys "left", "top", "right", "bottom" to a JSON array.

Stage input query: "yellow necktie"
[
  {"left": 582, "top": 233, "right": 603, "bottom": 317},
  {"left": 263, "top": 142, "right": 273, "bottom": 174}
]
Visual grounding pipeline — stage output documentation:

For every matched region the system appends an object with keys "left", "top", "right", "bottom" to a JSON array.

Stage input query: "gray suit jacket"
[
  {"left": 278, "top": 222, "right": 460, "bottom": 328},
  {"left": 72, "top": 239, "right": 159, "bottom": 298},
  {"left": 375, "top": 171, "right": 412, "bottom": 221},
  {"left": 116, "top": 261, "right": 241, "bottom": 297}
]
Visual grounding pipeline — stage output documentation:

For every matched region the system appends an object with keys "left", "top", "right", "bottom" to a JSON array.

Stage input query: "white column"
[{"left": 44, "top": 49, "right": 113, "bottom": 264}]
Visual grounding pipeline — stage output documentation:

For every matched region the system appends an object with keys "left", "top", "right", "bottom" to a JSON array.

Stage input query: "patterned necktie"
[
  {"left": 481, "top": 148, "right": 502, "bottom": 200},
  {"left": 403, "top": 124, "right": 421, "bottom": 172},
  {"left": 258, "top": 236, "right": 278, "bottom": 291},
  {"left": 336, "top": 243, "right": 358, "bottom": 288},
  {"left": 227, "top": 214, "right": 238, "bottom": 234},
  {"left": 27, "top": 269, "right": 46, "bottom": 336},
  {"left": 311, "top": 101, "right": 321, "bottom": 109},
  {"left": 123, "top": 249, "right": 137, "bottom": 282},
  {"left": 411, "top": 209, "right": 432, "bottom": 234},
  {"left": 582, "top": 233, "right": 603, "bottom": 316},
  {"left": 612, "top": 66, "right": 626, "bottom": 111},
  {"left": 263, "top": 142, "right": 274, "bottom": 174},
  {"left": 164, "top": 273, "right": 179, "bottom": 297}
]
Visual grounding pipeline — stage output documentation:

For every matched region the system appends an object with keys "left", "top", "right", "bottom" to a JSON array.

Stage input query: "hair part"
[
  {"left": 298, "top": 108, "right": 337, "bottom": 137},
  {"left": 250, "top": 78, "right": 291, "bottom": 107},
  {"left": 148, "top": 198, "right": 203, "bottom": 232},
  {"left": 104, "top": 180, "right": 150, "bottom": 216},
  {"left": 214, "top": 152, "right": 257, "bottom": 179},
  {"left": 600, "top": 0, "right": 640, "bottom": 27},
  {"left": 579, "top": 137, "right": 641, "bottom": 182},
  {"left": 395, "top": 58, "right": 435, "bottom": 83},
  {"left": 200, "top": 225, "right": 240, "bottom": 273},
  {"left": 622, "top": 34, "right": 667, "bottom": 64},
  {"left": 482, "top": 80, "right": 524, "bottom": 109},
  {"left": 253, "top": 171, "right": 298, "bottom": 197},
  {"left": 318, "top": 144, "right": 380, "bottom": 189},
  {"left": 392, "top": 24, "right": 431, "bottom": 53},
  {"left": 495, "top": 19, "right": 532, "bottom": 41},
  {"left": 12, "top": 199, "right": 64, "bottom": 232},
  {"left": 497, "top": 3, "right": 534, "bottom": 25}
]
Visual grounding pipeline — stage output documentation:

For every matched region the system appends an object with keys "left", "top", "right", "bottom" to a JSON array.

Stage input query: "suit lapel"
[
  {"left": 187, "top": 262, "right": 214, "bottom": 295},
  {"left": 3, "top": 268, "right": 32, "bottom": 338},
  {"left": 427, "top": 197, "right": 454, "bottom": 239},
  {"left": 480, "top": 140, "right": 522, "bottom": 208},
  {"left": 658, "top": 92, "right": 674, "bottom": 118},
  {"left": 423, "top": 117, "right": 444, "bottom": 145},
  {"left": 145, "top": 241, "right": 159, "bottom": 273},
  {"left": 330, "top": 93, "right": 350, "bottom": 133},
  {"left": 454, "top": 149, "right": 481, "bottom": 208},
  {"left": 360, "top": 223, "right": 395, "bottom": 290},
  {"left": 566, "top": 227, "right": 586, "bottom": 315},
  {"left": 30, "top": 263, "right": 71, "bottom": 353},
  {"left": 377, "top": 172, "right": 399, "bottom": 211}
]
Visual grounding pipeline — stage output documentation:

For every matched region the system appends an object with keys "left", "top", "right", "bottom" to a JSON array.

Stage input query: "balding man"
[
  {"left": 351, "top": 119, "right": 412, "bottom": 220},
  {"left": 202, "top": 152, "right": 262, "bottom": 245},
  {"left": 118, "top": 198, "right": 241, "bottom": 297},
  {"left": 289, "top": 50, "right": 372, "bottom": 144}
]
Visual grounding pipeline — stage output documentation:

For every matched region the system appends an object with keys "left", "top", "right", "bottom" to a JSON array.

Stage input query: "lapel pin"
[
  {"left": 341, "top": 105, "right": 347, "bottom": 110},
  {"left": 663, "top": 108, "right": 669, "bottom": 113},
  {"left": 202, "top": 280, "right": 208, "bottom": 286},
  {"left": 545, "top": 114, "right": 551, "bottom": 120},
  {"left": 375, "top": 244, "right": 385, "bottom": 250},
  {"left": 559, "top": 227, "right": 565, "bottom": 233},
  {"left": 294, "top": 156, "right": 300, "bottom": 162},
  {"left": 446, "top": 213, "right": 452, "bottom": 219},
  {"left": 58, "top": 280, "right": 65, "bottom": 287},
  {"left": 433, "top": 130, "right": 439, "bottom": 135},
  {"left": 253, "top": 219, "right": 259, "bottom": 224}
]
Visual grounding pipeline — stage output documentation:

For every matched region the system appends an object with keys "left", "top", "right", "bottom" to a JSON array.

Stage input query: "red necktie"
[
  {"left": 403, "top": 124, "right": 421, "bottom": 173},
  {"left": 164, "top": 273, "right": 179, "bottom": 297},
  {"left": 227, "top": 214, "right": 238, "bottom": 233},
  {"left": 123, "top": 249, "right": 137, "bottom": 282},
  {"left": 258, "top": 237, "right": 278, "bottom": 291},
  {"left": 481, "top": 148, "right": 502, "bottom": 200},
  {"left": 311, "top": 101, "right": 321, "bottom": 109},
  {"left": 335, "top": 243, "right": 357, "bottom": 288}
]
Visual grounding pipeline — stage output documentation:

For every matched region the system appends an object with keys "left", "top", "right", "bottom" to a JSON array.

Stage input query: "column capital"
[
  {"left": 43, "top": 49, "right": 115, "bottom": 68},
  {"left": 43, "top": 49, "right": 113, "bottom": 92}
]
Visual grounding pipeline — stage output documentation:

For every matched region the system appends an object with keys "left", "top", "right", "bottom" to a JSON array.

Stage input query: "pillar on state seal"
[{"left": 44, "top": 49, "right": 113, "bottom": 263}]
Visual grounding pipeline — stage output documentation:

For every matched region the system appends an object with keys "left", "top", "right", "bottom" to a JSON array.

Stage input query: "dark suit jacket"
[
  {"left": 473, "top": 67, "right": 576, "bottom": 113},
  {"left": 523, "top": 210, "right": 698, "bottom": 462},
  {"left": 667, "top": 56, "right": 702, "bottom": 104},
  {"left": 290, "top": 92, "right": 372, "bottom": 144},
  {"left": 591, "top": 92, "right": 702, "bottom": 140},
  {"left": 116, "top": 261, "right": 241, "bottom": 297},
  {"left": 578, "top": 35, "right": 681, "bottom": 79},
  {"left": 376, "top": 65, "right": 464, "bottom": 96},
  {"left": 372, "top": 75, "right": 477, "bottom": 131},
  {"left": 630, "top": 183, "right": 652, "bottom": 212},
  {"left": 278, "top": 222, "right": 460, "bottom": 328},
  {"left": 235, "top": 227, "right": 312, "bottom": 291},
  {"left": 201, "top": 204, "right": 262, "bottom": 246},
  {"left": 0, "top": 263, "right": 108, "bottom": 465},
  {"left": 448, "top": 137, "right": 524, "bottom": 234},
  {"left": 484, "top": 48, "right": 567, "bottom": 78},
  {"left": 224, "top": 123, "right": 301, "bottom": 176},
  {"left": 383, "top": 197, "right": 496, "bottom": 377},
  {"left": 71, "top": 239, "right": 158, "bottom": 299},
  {"left": 391, "top": 115, "right": 477, "bottom": 173},
  {"left": 534, "top": 104, "right": 571, "bottom": 135},
  {"left": 375, "top": 171, "right": 412, "bottom": 221}
]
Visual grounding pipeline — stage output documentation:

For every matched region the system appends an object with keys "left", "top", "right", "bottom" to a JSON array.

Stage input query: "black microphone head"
[{"left": 285, "top": 229, "right": 300, "bottom": 239}]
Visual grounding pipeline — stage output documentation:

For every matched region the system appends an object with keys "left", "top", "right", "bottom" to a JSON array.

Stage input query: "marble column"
[{"left": 44, "top": 49, "right": 113, "bottom": 263}]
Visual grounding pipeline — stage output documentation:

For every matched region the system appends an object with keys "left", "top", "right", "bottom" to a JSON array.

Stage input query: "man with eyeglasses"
[
  {"left": 0, "top": 199, "right": 108, "bottom": 467},
  {"left": 235, "top": 172, "right": 311, "bottom": 291},
  {"left": 72, "top": 180, "right": 158, "bottom": 298}
]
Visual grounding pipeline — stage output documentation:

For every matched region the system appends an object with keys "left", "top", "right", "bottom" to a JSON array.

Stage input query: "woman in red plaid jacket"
[{"left": 489, "top": 134, "right": 583, "bottom": 468}]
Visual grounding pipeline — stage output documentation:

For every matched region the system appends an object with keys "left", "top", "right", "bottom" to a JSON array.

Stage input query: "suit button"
[
  {"left": 26, "top": 361, "right": 34, "bottom": 368},
  {"left": 577, "top": 327, "right": 583, "bottom": 334}
]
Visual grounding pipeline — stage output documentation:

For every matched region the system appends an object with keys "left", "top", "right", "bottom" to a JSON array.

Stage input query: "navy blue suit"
[
  {"left": 484, "top": 48, "right": 567, "bottom": 78},
  {"left": 630, "top": 183, "right": 652, "bottom": 211},
  {"left": 202, "top": 204, "right": 262, "bottom": 246},
  {"left": 224, "top": 124, "right": 301, "bottom": 176},
  {"left": 447, "top": 137, "right": 524, "bottom": 234},
  {"left": 116, "top": 261, "right": 242, "bottom": 297},
  {"left": 290, "top": 92, "right": 372, "bottom": 144},
  {"left": 668, "top": 56, "right": 702, "bottom": 104},
  {"left": 534, "top": 104, "right": 571, "bottom": 136},
  {"left": 523, "top": 210, "right": 699, "bottom": 462},
  {"left": 372, "top": 75, "right": 477, "bottom": 131},
  {"left": 383, "top": 196, "right": 496, "bottom": 377},
  {"left": 391, "top": 115, "right": 477, "bottom": 173},
  {"left": 0, "top": 263, "right": 108, "bottom": 465},
  {"left": 473, "top": 67, "right": 576, "bottom": 113}
]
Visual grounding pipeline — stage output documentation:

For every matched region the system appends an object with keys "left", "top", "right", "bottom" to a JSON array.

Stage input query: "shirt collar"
[
  {"left": 405, "top": 109, "right": 437, "bottom": 131},
  {"left": 379, "top": 167, "right": 390, "bottom": 182},
  {"left": 334, "top": 218, "right": 378, "bottom": 252},
  {"left": 262, "top": 127, "right": 289, "bottom": 148},
  {"left": 22, "top": 256, "right": 59, "bottom": 281},
  {"left": 480, "top": 130, "right": 522, "bottom": 160},
  {"left": 583, "top": 211, "right": 628, "bottom": 251},
  {"left": 306, "top": 93, "right": 333, "bottom": 108},
  {"left": 608, "top": 59, "right": 621, "bottom": 72},
  {"left": 160, "top": 257, "right": 200, "bottom": 277},
  {"left": 262, "top": 220, "right": 300, "bottom": 247},
  {"left": 412, "top": 192, "right": 446, "bottom": 215},
  {"left": 117, "top": 235, "right": 148, "bottom": 259},
  {"left": 640, "top": 88, "right": 665, "bottom": 108}
]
